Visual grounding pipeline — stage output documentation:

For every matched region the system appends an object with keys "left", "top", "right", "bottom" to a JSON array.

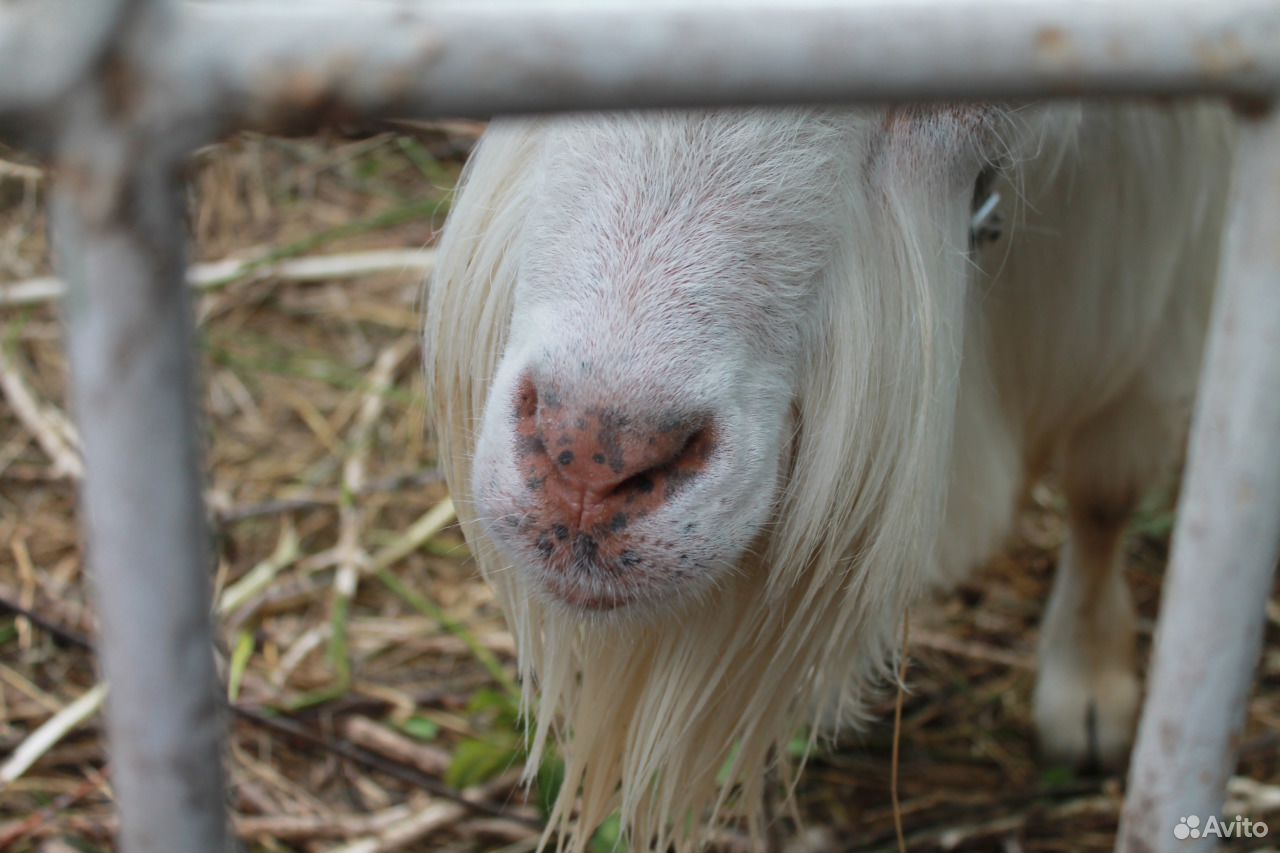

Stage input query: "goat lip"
[
  {"left": 559, "top": 591, "right": 630, "bottom": 612},
  {"left": 540, "top": 575, "right": 636, "bottom": 612}
]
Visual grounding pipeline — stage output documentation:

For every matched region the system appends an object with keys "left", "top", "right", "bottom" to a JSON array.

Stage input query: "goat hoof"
[{"left": 1032, "top": 664, "right": 1139, "bottom": 772}]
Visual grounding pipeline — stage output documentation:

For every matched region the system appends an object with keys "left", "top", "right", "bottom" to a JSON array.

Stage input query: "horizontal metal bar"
[{"left": 167, "top": 0, "right": 1280, "bottom": 133}]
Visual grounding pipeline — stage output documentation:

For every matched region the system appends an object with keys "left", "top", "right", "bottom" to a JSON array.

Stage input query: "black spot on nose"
[
  {"left": 573, "top": 534, "right": 599, "bottom": 563},
  {"left": 609, "top": 513, "right": 628, "bottom": 533},
  {"left": 558, "top": 450, "right": 574, "bottom": 466},
  {"left": 553, "top": 524, "right": 569, "bottom": 541},
  {"left": 592, "top": 453, "right": 606, "bottom": 464}
]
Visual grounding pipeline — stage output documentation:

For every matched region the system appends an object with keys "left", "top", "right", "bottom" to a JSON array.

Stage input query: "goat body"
[{"left": 426, "top": 101, "right": 1233, "bottom": 849}]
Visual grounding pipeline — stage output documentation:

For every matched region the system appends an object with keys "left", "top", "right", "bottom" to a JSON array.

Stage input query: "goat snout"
[{"left": 513, "top": 376, "right": 717, "bottom": 537}]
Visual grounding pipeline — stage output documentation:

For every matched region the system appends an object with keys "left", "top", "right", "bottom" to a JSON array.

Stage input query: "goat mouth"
[
  {"left": 532, "top": 547, "right": 659, "bottom": 612},
  {"left": 540, "top": 573, "right": 635, "bottom": 612}
]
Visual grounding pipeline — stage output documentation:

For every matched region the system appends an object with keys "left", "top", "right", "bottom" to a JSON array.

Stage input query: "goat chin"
[{"left": 425, "top": 102, "right": 1233, "bottom": 850}]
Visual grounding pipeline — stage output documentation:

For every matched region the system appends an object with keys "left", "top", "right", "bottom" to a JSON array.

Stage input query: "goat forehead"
[
  {"left": 522, "top": 111, "right": 865, "bottom": 315},
  {"left": 536, "top": 111, "right": 858, "bottom": 226}
]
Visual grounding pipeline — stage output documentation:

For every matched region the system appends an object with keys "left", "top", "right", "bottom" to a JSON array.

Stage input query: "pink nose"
[{"left": 513, "top": 376, "right": 716, "bottom": 534}]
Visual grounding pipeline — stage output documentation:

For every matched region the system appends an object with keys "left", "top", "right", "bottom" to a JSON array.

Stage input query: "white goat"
[{"left": 425, "top": 102, "right": 1233, "bottom": 850}]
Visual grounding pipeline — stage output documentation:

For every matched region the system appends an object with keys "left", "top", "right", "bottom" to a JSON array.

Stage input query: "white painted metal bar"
[
  {"left": 0, "top": 0, "right": 135, "bottom": 115},
  {"left": 1118, "top": 107, "right": 1280, "bottom": 853},
  {"left": 169, "top": 0, "right": 1278, "bottom": 131},
  {"left": 50, "top": 4, "right": 231, "bottom": 848},
  {"left": 55, "top": 177, "right": 231, "bottom": 853}
]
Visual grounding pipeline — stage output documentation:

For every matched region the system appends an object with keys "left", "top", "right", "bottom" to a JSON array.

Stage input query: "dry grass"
[{"left": 1, "top": 126, "right": 1278, "bottom": 853}]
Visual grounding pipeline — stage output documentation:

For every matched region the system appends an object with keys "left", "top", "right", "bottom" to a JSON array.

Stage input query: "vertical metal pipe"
[
  {"left": 53, "top": 129, "right": 230, "bottom": 851},
  {"left": 1118, "top": 106, "right": 1280, "bottom": 852}
]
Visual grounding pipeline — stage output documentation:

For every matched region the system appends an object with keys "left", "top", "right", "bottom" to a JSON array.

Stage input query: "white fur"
[{"left": 425, "top": 102, "right": 1233, "bottom": 849}]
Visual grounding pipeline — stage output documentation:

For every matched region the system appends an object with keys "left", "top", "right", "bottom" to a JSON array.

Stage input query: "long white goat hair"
[{"left": 425, "top": 103, "right": 1232, "bottom": 849}]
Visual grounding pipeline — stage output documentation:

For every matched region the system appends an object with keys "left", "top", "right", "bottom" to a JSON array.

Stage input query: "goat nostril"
[
  {"left": 613, "top": 472, "right": 656, "bottom": 499},
  {"left": 604, "top": 424, "right": 715, "bottom": 501},
  {"left": 521, "top": 398, "right": 717, "bottom": 531},
  {"left": 678, "top": 425, "right": 716, "bottom": 467},
  {"left": 664, "top": 424, "right": 716, "bottom": 477},
  {"left": 514, "top": 375, "right": 538, "bottom": 422}
]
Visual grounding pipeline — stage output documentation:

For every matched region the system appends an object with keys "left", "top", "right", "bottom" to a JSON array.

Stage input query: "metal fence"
[{"left": 0, "top": 2, "right": 1276, "bottom": 851}]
